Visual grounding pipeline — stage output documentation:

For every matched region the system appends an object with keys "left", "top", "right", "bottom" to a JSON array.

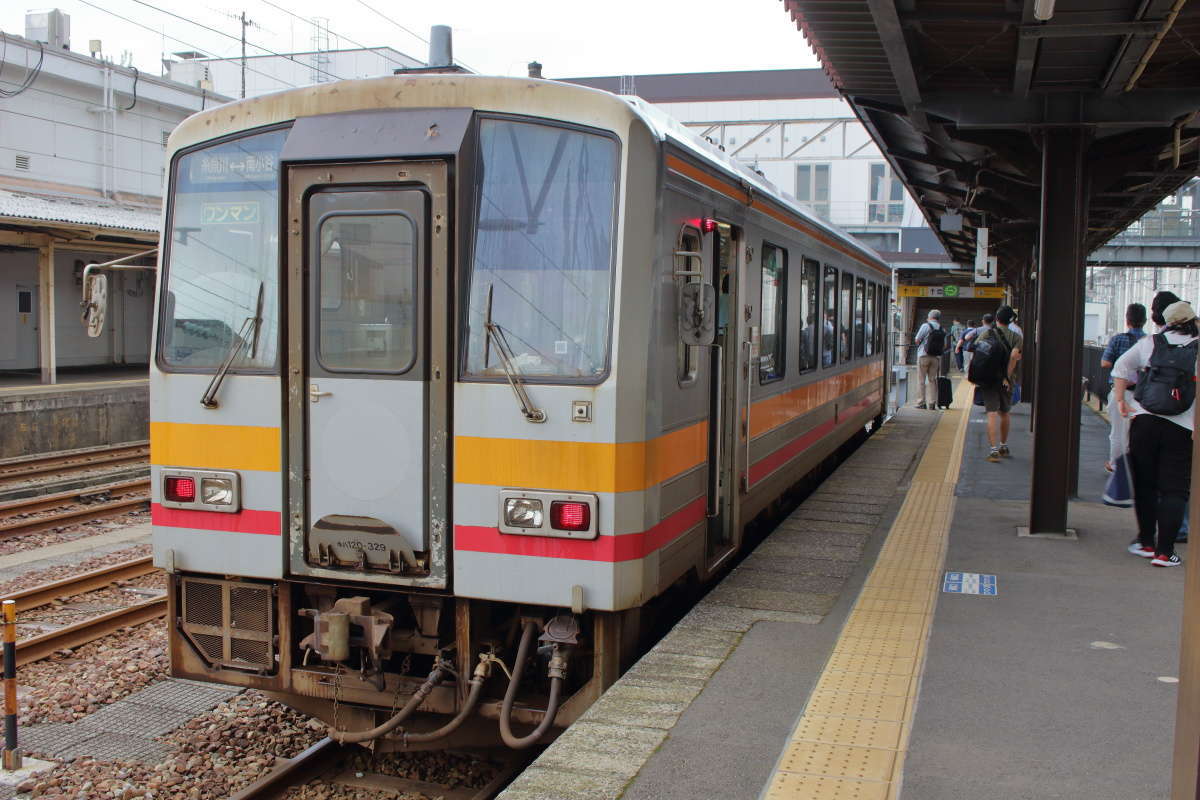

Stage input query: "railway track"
[
  {"left": 2, "top": 555, "right": 164, "bottom": 668},
  {"left": 0, "top": 477, "right": 151, "bottom": 539},
  {"left": 229, "top": 739, "right": 527, "bottom": 800},
  {"left": 0, "top": 441, "right": 149, "bottom": 484}
]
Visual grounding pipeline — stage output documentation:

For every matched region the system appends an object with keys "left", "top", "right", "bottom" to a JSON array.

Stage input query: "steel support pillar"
[
  {"left": 37, "top": 240, "right": 56, "bottom": 385},
  {"left": 1029, "top": 128, "right": 1088, "bottom": 534},
  {"left": 1172, "top": 392, "right": 1200, "bottom": 798}
]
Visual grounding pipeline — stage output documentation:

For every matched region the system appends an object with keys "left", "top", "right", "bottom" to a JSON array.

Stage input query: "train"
[{"left": 91, "top": 73, "right": 892, "bottom": 749}]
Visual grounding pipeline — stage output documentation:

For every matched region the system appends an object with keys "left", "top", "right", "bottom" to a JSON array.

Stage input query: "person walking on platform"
[
  {"left": 950, "top": 318, "right": 965, "bottom": 371},
  {"left": 968, "top": 306, "right": 1022, "bottom": 462},
  {"left": 1101, "top": 303, "right": 1147, "bottom": 472},
  {"left": 914, "top": 309, "right": 946, "bottom": 410},
  {"left": 1113, "top": 300, "right": 1199, "bottom": 567}
]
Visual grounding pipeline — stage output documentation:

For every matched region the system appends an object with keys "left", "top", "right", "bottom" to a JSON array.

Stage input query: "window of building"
[
  {"left": 759, "top": 243, "right": 786, "bottom": 383},
  {"left": 798, "top": 258, "right": 819, "bottom": 373},
  {"left": 822, "top": 265, "right": 838, "bottom": 367},
  {"left": 854, "top": 277, "right": 866, "bottom": 358},
  {"left": 839, "top": 271, "right": 853, "bottom": 362},
  {"left": 868, "top": 163, "right": 905, "bottom": 224},
  {"left": 796, "top": 163, "right": 831, "bottom": 219},
  {"left": 675, "top": 226, "right": 702, "bottom": 385}
]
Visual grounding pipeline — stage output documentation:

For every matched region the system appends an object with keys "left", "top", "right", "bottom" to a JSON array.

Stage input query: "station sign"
[{"left": 898, "top": 285, "right": 1005, "bottom": 299}]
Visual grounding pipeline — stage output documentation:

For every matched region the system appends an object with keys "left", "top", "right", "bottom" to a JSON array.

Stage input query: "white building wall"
[
  {"left": 170, "top": 48, "right": 423, "bottom": 99},
  {"left": 0, "top": 33, "right": 219, "bottom": 201},
  {"left": 655, "top": 95, "right": 926, "bottom": 238}
]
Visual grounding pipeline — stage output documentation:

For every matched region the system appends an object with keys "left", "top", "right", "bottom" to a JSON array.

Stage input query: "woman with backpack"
[{"left": 1111, "top": 300, "right": 1199, "bottom": 567}]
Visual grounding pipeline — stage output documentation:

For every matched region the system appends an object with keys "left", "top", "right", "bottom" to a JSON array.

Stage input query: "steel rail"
[
  {"left": 3, "top": 556, "right": 156, "bottom": 612},
  {"left": 0, "top": 443, "right": 149, "bottom": 483},
  {"left": 6, "top": 595, "right": 166, "bottom": 668},
  {"left": 227, "top": 737, "right": 344, "bottom": 800},
  {"left": 0, "top": 479, "right": 150, "bottom": 539}
]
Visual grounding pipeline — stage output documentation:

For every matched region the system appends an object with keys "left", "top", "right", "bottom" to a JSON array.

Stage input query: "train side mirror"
[
  {"left": 679, "top": 283, "right": 716, "bottom": 347},
  {"left": 81, "top": 272, "right": 108, "bottom": 338}
]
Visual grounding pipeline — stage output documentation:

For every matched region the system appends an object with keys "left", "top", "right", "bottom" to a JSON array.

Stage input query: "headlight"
[
  {"left": 200, "top": 477, "right": 234, "bottom": 505},
  {"left": 504, "top": 497, "right": 543, "bottom": 528}
]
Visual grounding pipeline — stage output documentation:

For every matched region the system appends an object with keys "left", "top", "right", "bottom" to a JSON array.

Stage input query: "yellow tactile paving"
[
  {"left": 776, "top": 741, "right": 897, "bottom": 781},
  {"left": 763, "top": 380, "right": 973, "bottom": 799}
]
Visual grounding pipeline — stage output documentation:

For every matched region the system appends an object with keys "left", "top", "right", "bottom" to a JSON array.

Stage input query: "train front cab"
[{"left": 150, "top": 86, "right": 672, "bottom": 747}]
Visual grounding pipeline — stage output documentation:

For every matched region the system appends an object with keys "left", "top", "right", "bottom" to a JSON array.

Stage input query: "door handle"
[{"left": 309, "top": 384, "right": 332, "bottom": 403}]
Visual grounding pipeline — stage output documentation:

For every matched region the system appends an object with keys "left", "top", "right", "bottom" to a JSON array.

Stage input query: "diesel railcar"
[{"left": 138, "top": 74, "right": 891, "bottom": 749}]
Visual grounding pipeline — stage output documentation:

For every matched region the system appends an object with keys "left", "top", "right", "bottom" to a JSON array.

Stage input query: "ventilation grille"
[
  {"left": 161, "top": 130, "right": 170, "bottom": 147},
  {"left": 14, "top": 154, "right": 30, "bottom": 170},
  {"left": 180, "top": 577, "right": 276, "bottom": 673}
]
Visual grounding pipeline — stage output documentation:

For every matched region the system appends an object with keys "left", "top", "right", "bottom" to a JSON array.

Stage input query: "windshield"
[
  {"left": 463, "top": 118, "right": 619, "bottom": 381},
  {"left": 160, "top": 128, "right": 286, "bottom": 370}
]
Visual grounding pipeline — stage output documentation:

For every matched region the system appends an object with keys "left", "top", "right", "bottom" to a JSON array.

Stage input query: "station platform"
[
  {"left": 498, "top": 379, "right": 1183, "bottom": 800},
  {"left": 0, "top": 367, "right": 147, "bottom": 459}
]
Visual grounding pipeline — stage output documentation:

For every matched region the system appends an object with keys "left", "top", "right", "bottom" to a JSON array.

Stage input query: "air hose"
[
  {"left": 498, "top": 620, "right": 566, "bottom": 749},
  {"left": 328, "top": 663, "right": 447, "bottom": 744}
]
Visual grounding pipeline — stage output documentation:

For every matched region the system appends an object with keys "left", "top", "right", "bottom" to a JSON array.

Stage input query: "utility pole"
[{"left": 238, "top": 11, "right": 250, "bottom": 99}]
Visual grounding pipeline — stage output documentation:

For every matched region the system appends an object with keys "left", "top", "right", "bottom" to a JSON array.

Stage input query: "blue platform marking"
[{"left": 943, "top": 572, "right": 998, "bottom": 595}]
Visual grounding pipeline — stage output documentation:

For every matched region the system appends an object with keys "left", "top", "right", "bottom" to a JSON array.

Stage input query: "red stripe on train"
[
  {"left": 454, "top": 496, "right": 707, "bottom": 562},
  {"left": 748, "top": 392, "right": 880, "bottom": 486},
  {"left": 152, "top": 503, "right": 282, "bottom": 535}
]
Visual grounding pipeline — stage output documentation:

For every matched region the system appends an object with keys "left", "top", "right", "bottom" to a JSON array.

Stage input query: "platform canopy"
[{"left": 784, "top": 0, "right": 1200, "bottom": 274}]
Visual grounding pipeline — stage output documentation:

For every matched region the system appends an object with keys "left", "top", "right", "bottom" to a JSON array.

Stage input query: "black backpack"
[
  {"left": 924, "top": 324, "right": 946, "bottom": 356},
  {"left": 967, "top": 328, "right": 1011, "bottom": 388},
  {"left": 1133, "top": 334, "right": 1198, "bottom": 415}
]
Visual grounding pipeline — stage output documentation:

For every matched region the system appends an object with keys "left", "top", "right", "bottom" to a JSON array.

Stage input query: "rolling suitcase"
[{"left": 936, "top": 373, "right": 953, "bottom": 409}]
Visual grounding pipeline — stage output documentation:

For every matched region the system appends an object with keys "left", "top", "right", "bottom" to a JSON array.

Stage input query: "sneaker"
[
  {"left": 1128, "top": 541, "right": 1156, "bottom": 558},
  {"left": 987, "top": 448, "right": 1001, "bottom": 463},
  {"left": 915, "top": 403, "right": 927, "bottom": 410},
  {"left": 998, "top": 444, "right": 1011, "bottom": 458},
  {"left": 1152, "top": 553, "right": 1183, "bottom": 567}
]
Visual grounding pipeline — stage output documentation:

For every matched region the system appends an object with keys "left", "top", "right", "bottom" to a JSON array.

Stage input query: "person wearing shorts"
[{"left": 974, "top": 306, "right": 1023, "bottom": 462}]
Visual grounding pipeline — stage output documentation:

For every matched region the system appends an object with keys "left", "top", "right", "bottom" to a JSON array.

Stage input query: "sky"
[{"left": 3, "top": 0, "right": 821, "bottom": 80}]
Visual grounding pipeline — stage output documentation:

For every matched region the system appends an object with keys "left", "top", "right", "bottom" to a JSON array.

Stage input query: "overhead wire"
[
  {"left": 254, "top": 0, "right": 420, "bottom": 72},
  {"left": 124, "top": 0, "right": 347, "bottom": 82},
  {"left": 73, "top": 0, "right": 303, "bottom": 91},
  {"left": 353, "top": 0, "right": 478, "bottom": 73},
  {"left": 0, "top": 31, "right": 45, "bottom": 98}
]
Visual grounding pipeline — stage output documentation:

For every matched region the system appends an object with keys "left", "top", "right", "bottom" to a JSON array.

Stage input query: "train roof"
[{"left": 169, "top": 74, "right": 888, "bottom": 273}]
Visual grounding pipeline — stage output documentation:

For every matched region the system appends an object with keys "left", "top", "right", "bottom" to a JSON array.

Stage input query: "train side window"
[
  {"left": 675, "top": 226, "right": 703, "bottom": 385},
  {"left": 798, "top": 258, "right": 819, "bottom": 373},
  {"left": 759, "top": 243, "right": 787, "bottom": 384},
  {"left": 839, "top": 271, "right": 853, "bottom": 362},
  {"left": 854, "top": 277, "right": 866, "bottom": 358},
  {"left": 822, "top": 265, "right": 838, "bottom": 367},
  {"left": 864, "top": 283, "right": 876, "bottom": 357}
]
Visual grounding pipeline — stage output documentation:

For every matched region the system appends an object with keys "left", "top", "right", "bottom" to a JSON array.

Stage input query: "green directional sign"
[{"left": 943, "top": 285, "right": 960, "bottom": 297}]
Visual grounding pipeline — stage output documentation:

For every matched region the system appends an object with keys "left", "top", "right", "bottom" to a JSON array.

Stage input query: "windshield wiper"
[
  {"left": 484, "top": 285, "right": 546, "bottom": 423},
  {"left": 200, "top": 281, "right": 264, "bottom": 410}
]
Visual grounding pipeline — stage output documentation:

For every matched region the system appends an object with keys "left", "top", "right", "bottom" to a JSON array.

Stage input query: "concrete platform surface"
[
  {"left": 902, "top": 401, "right": 1183, "bottom": 799},
  {"left": 498, "top": 406, "right": 941, "bottom": 800}
]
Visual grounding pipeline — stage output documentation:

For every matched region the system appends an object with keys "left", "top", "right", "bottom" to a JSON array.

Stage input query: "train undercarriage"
[{"left": 167, "top": 573, "right": 638, "bottom": 751}]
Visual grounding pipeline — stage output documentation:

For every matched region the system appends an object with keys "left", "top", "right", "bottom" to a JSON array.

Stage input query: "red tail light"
[
  {"left": 550, "top": 501, "right": 590, "bottom": 531},
  {"left": 165, "top": 476, "right": 196, "bottom": 503},
  {"left": 701, "top": 217, "right": 718, "bottom": 233}
]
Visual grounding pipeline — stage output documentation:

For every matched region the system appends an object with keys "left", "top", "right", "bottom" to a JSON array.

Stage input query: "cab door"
[{"left": 285, "top": 162, "right": 450, "bottom": 589}]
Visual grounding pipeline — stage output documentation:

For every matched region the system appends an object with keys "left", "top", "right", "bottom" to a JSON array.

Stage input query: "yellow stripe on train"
[{"left": 150, "top": 422, "right": 281, "bottom": 472}]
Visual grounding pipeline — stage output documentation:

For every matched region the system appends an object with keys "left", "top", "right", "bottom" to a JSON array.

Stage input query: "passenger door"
[
  {"left": 285, "top": 162, "right": 450, "bottom": 589},
  {"left": 705, "top": 222, "right": 742, "bottom": 568}
]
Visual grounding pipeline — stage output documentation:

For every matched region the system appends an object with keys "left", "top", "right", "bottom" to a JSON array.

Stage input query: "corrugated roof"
[{"left": 0, "top": 190, "right": 159, "bottom": 235}]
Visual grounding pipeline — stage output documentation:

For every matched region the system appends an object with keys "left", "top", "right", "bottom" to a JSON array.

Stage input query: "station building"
[{"left": 0, "top": 10, "right": 225, "bottom": 385}]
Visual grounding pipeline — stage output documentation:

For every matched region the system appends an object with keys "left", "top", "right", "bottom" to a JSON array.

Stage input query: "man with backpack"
[
  {"left": 914, "top": 309, "right": 946, "bottom": 410},
  {"left": 1112, "top": 300, "right": 1199, "bottom": 567},
  {"left": 968, "top": 306, "right": 1022, "bottom": 462}
]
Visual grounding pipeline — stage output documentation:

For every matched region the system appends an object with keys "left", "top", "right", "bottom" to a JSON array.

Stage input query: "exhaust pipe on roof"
[{"left": 428, "top": 25, "right": 452, "bottom": 68}]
